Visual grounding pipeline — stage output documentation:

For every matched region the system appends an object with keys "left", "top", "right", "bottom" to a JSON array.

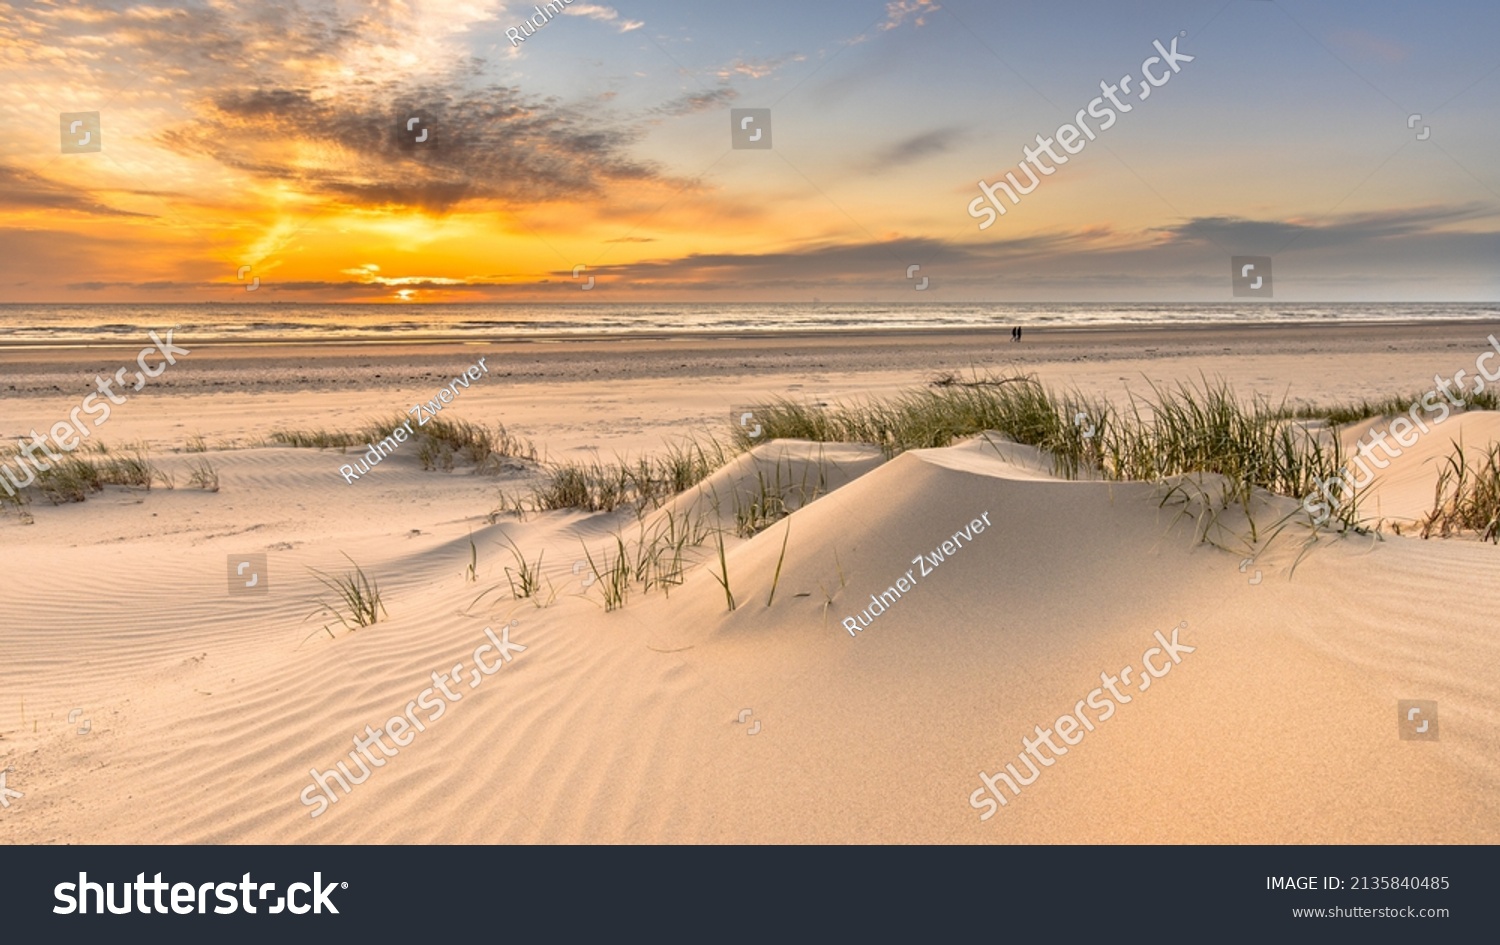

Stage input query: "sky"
[{"left": 1, "top": 0, "right": 1497, "bottom": 304}]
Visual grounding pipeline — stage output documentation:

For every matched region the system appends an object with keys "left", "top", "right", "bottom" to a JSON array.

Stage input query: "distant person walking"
[
  {"left": 1016, "top": 326, "right": 1023, "bottom": 342},
  {"left": 1010, "top": 326, "right": 1018, "bottom": 342}
]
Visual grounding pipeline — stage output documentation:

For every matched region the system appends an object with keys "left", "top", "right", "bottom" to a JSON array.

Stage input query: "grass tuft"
[
  {"left": 733, "top": 373, "right": 1366, "bottom": 530},
  {"left": 1421, "top": 440, "right": 1500, "bottom": 542},
  {"left": 517, "top": 437, "right": 729, "bottom": 516},
  {"left": 186, "top": 458, "right": 220, "bottom": 492},
  {"left": 272, "top": 415, "right": 537, "bottom": 473},
  {"left": 306, "top": 554, "right": 387, "bottom": 635}
]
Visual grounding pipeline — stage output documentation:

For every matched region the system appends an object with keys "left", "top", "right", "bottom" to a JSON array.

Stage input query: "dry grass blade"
[
  {"left": 766, "top": 519, "right": 791, "bottom": 607},
  {"left": 306, "top": 553, "right": 387, "bottom": 632},
  {"left": 1420, "top": 440, "right": 1500, "bottom": 542}
]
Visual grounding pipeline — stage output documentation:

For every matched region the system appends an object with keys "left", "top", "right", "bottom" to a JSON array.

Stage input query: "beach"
[
  {"left": 2, "top": 320, "right": 1492, "bottom": 453},
  {"left": 2, "top": 321, "right": 1498, "bottom": 843}
]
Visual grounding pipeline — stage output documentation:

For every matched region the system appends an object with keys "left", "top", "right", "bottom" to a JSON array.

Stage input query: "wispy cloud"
[
  {"left": 0, "top": 165, "right": 153, "bottom": 218},
  {"left": 562, "top": 3, "right": 644, "bottom": 33},
  {"left": 652, "top": 87, "right": 738, "bottom": 117},
  {"left": 845, "top": 0, "right": 940, "bottom": 45},
  {"left": 714, "top": 54, "right": 807, "bottom": 80},
  {"left": 863, "top": 128, "right": 965, "bottom": 172},
  {"left": 880, "top": 0, "right": 940, "bottom": 32}
]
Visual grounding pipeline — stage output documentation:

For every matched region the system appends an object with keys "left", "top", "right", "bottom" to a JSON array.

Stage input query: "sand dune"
[
  {"left": 1339, "top": 411, "right": 1500, "bottom": 528},
  {"left": 2, "top": 420, "right": 1496, "bottom": 843}
]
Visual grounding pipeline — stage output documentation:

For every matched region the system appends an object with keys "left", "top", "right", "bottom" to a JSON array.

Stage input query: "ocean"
[{"left": 1, "top": 302, "right": 1495, "bottom": 345}]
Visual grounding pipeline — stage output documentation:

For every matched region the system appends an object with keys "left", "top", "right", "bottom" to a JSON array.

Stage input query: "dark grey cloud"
[
  {"left": 0, "top": 165, "right": 154, "bottom": 218},
  {"left": 1156, "top": 205, "right": 1494, "bottom": 253},
  {"left": 531, "top": 231, "right": 1088, "bottom": 291},
  {"left": 863, "top": 127, "right": 965, "bottom": 172},
  {"left": 7, "top": 1, "right": 671, "bottom": 214},
  {"left": 160, "top": 79, "right": 662, "bottom": 212}
]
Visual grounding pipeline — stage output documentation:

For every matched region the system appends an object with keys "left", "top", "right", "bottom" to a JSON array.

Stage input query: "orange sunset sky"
[{"left": 2, "top": 0, "right": 1498, "bottom": 303}]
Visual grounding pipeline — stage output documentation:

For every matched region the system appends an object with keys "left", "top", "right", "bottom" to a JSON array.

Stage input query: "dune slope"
[{"left": 1, "top": 436, "right": 1496, "bottom": 843}]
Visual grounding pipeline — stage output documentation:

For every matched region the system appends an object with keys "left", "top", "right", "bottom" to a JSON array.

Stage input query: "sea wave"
[{"left": 0, "top": 302, "right": 1494, "bottom": 345}]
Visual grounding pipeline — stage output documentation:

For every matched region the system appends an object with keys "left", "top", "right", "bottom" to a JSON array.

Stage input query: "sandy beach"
[
  {"left": 2, "top": 322, "right": 1498, "bottom": 843},
  {"left": 3, "top": 320, "right": 1492, "bottom": 454}
]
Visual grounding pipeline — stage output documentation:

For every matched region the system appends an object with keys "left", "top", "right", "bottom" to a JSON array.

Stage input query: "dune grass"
[
  {"left": 415, "top": 417, "right": 538, "bottom": 471},
  {"left": 625, "top": 507, "right": 705, "bottom": 597},
  {"left": 0, "top": 447, "right": 165, "bottom": 506},
  {"left": 467, "top": 536, "right": 560, "bottom": 612},
  {"left": 500, "top": 536, "right": 548, "bottom": 601},
  {"left": 306, "top": 554, "right": 387, "bottom": 637},
  {"left": 35, "top": 457, "right": 105, "bottom": 503},
  {"left": 270, "top": 415, "right": 537, "bottom": 472},
  {"left": 708, "top": 525, "right": 735, "bottom": 612},
  {"left": 1288, "top": 388, "right": 1500, "bottom": 426},
  {"left": 766, "top": 520, "right": 791, "bottom": 607},
  {"left": 472, "top": 498, "right": 729, "bottom": 615},
  {"left": 562, "top": 507, "right": 717, "bottom": 612},
  {"left": 580, "top": 535, "right": 633, "bottom": 611},
  {"left": 8, "top": 376, "right": 1498, "bottom": 552},
  {"left": 267, "top": 427, "right": 366, "bottom": 449},
  {"left": 0, "top": 480, "right": 24, "bottom": 511},
  {"left": 287, "top": 377, "right": 1476, "bottom": 538},
  {"left": 3, "top": 413, "right": 537, "bottom": 510},
  {"left": 730, "top": 373, "right": 1372, "bottom": 529},
  {"left": 721, "top": 454, "right": 831, "bottom": 538},
  {"left": 1421, "top": 440, "right": 1500, "bottom": 542},
  {"left": 514, "top": 449, "right": 837, "bottom": 614},
  {"left": 185, "top": 458, "right": 220, "bottom": 492},
  {"left": 97, "top": 450, "right": 157, "bottom": 488},
  {"left": 516, "top": 437, "right": 730, "bottom": 516}
]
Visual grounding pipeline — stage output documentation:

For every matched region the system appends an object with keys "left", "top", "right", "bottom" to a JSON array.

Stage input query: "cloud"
[
  {"left": 549, "top": 232, "right": 1080, "bottom": 290},
  {"left": 562, "top": 4, "right": 644, "bottom": 33},
  {"left": 652, "top": 88, "right": 737, "bottom": 117},
  {"left": 1155, "top": 205, "right": 1494, "bottom": 253},
  {"left": 2, "top": 1, "right": 668, "bottom": 214},
  {"left": 158, "top": 80, "right": 662, "bottom": 213},
  {"left": 845, "top": 0, "right": 940, "bottom": 46},
  {"left": 880, "top": 0, "right": 940, "bottom": 32},
  {"left": 863, "top": 128, "right": 965, "bottom": 173},
  {"left": 31, "top": 213, "right": 1500, "bottom": 300},
  {"left": 714, "top": 54, "right": 807, "bottom": 81},
  {"left": 0, "top": 165, "right": 154, "bottom": 218}
]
